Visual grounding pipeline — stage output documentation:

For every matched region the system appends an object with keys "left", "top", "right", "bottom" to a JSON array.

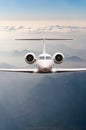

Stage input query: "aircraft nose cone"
[{"left": 43, "top": 67, "right": 48, "bottom": 72}]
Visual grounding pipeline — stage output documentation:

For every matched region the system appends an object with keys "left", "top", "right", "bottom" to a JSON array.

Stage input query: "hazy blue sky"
[
  {"left": 0, "top": 0, "right": 86, "bottom": 21},
  {"left": 0, "top": 0, "right": 86, "bottom": 59}
]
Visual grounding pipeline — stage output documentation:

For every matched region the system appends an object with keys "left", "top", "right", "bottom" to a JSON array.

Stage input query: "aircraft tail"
[{"left": 16, "top": 38, "right": 73, "bottom": 54}]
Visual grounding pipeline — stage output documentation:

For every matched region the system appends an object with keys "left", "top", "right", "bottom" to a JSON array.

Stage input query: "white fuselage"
[{"left": 36, "top": 53, "right": 54, "bottom": 73}]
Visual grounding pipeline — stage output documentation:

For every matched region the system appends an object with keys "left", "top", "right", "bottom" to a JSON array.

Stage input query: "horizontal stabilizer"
[{"left": 16, "top": 38, "right": 73, "bottom": 41}]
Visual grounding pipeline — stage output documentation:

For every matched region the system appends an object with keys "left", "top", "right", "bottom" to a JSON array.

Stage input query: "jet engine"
[
  {"left": 25, "top": 53, "right": 36, "bottom": 64},
  {"left": 53, "top": 53, "right": 64, "bottom": 64}
]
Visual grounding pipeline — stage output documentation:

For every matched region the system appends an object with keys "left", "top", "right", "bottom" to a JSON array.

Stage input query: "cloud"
[{"left": 0, "top": 25, "right": 86, "bottom": 33}]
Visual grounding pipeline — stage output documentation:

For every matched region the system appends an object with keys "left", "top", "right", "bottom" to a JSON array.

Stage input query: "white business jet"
[{"left": 0, "top": 38, "right": 86, "bottom": 73}]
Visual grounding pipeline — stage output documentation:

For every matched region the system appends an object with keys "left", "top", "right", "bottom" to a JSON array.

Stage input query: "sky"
[
  {"left": 0, "top": 0, "right": 86, "bottom": 65},
  {"left": 0, "top": 0, "right": 86, "bottom": 23}
]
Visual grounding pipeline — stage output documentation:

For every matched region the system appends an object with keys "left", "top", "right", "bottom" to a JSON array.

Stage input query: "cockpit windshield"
[
  {"left": 39, "top": 56, "right": 45, "bottom": 60},
  {"left": 46, "top": 56, "right": 51, "bottom": 60},
  {"left": 38, "top": 56, "right": 51, "bottom": 60}
]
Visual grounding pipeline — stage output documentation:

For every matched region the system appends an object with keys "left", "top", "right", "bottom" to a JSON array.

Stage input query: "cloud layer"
[{"left": 0, "top": 25, "right": 86, "bottom": 33}]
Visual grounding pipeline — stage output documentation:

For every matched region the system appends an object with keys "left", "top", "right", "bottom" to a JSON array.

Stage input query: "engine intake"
[
  {"left": 53, "top": 53, "right": 64, "bottom": 64},
  {"left": 25, "top": 53, "right": 36, "bottom": 64}
]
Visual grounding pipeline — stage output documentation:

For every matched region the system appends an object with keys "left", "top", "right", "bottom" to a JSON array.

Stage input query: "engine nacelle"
[
  {"left": 25, "top": 53, "right": 36, "bottom": 64},
  {"left": 53, "top": 53, "right": 64, "bottom": 64}
]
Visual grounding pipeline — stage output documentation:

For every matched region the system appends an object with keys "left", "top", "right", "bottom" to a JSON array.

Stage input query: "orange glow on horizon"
[{"left": 0, "top": 20, "right": 86, "bottom": 27}]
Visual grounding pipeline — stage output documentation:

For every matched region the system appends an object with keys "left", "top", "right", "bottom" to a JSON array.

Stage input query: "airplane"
[{"left": 0, "top": 38, "right": 86, "bottom": 73}]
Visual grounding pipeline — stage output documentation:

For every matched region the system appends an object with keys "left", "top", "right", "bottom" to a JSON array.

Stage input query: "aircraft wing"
[
  {"left": 0, "top": 68, "right": 38, "bottom": 73},
  {"left": 53, "top": 68, "right": 86, "bottom": 73},
  {"left": 0, "top": 68, "right": 86, "bottom": 73}
]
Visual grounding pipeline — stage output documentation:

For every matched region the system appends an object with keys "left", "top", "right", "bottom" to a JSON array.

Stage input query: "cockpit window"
[
  {"left": 46, "top": 56, "right": 51, "bottom": 60},
  {"left": 39, "top": 56, "right": 45, "bottom": 60},
  {"left": 38, "top": 56, "right": 51, "bottom": 60}
]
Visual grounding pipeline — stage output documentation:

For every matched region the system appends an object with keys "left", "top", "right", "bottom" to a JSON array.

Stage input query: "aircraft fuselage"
[{"left": 36, "top": 53, "right": 54, "bottom": 73}]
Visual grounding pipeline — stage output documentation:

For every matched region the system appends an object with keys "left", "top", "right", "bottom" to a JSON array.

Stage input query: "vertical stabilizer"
[{"left": 43, "top": 35, "right": 46, "bottom": 54}]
